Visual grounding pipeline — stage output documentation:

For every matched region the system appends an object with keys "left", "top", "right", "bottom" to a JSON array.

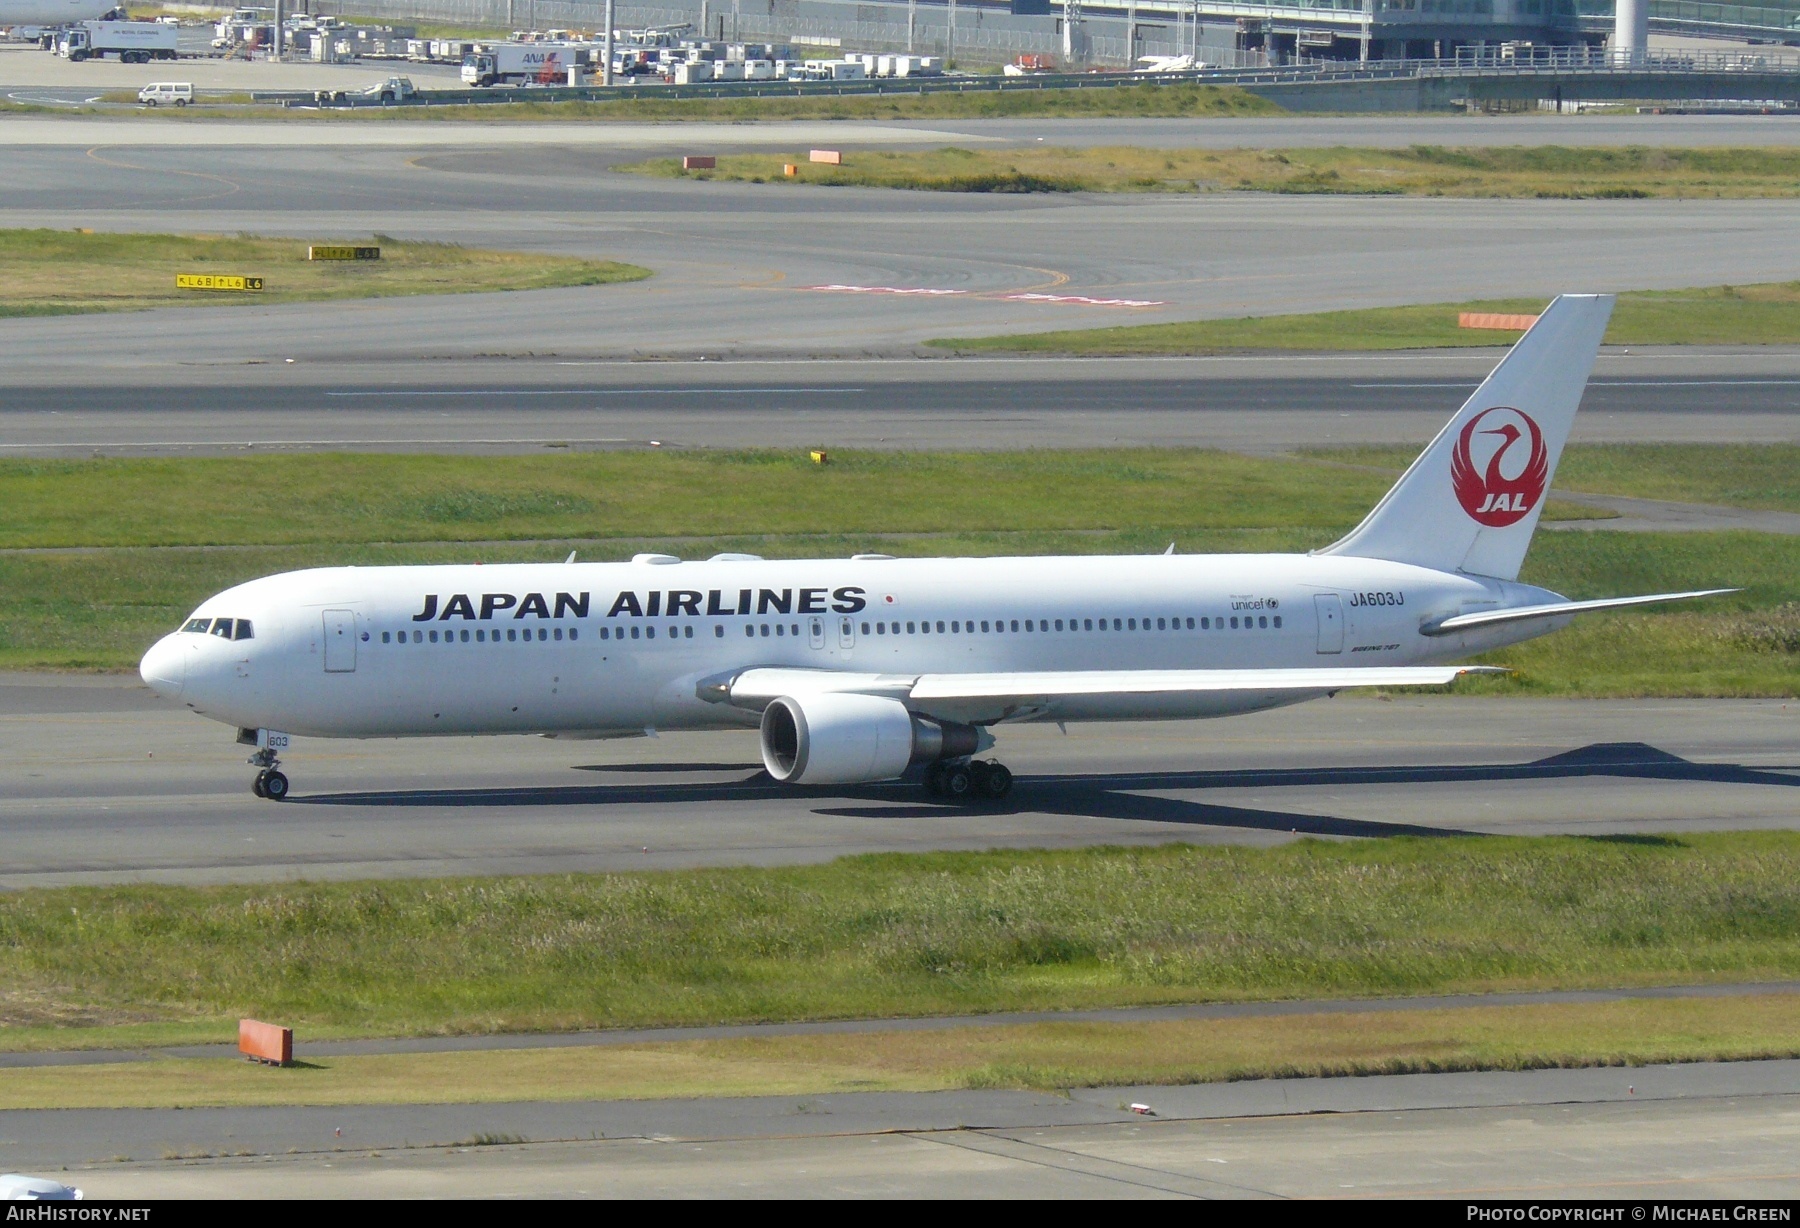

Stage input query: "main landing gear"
[
  {"left": 248, "top": 745, "right": 290, "bottom": 801},
  {"left": 923, "top": 759, "right": 1013, "bottom": 802}
]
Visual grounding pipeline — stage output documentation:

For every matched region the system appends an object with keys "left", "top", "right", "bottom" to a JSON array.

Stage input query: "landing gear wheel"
[
  {"left": 252, "top": 771, "right": 268, "bottom": 798},
  {"left": 941, "top": 764, "right": 973, "bottom": 800},
  {"left": 977, "top": 761, "right": 1013, "bottom": 799},
  {"left": 924, "top": 762, "right": 947, "bottom": 796},
  {"left": 262, "top": 770, "right": 289, "bottom": 801}
]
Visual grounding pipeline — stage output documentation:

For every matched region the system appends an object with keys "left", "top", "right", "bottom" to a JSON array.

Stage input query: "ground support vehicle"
[{"left": 57, "top": 19, "right": 178, "bottom": 63}]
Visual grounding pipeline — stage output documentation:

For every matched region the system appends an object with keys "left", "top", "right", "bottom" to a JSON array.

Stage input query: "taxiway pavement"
[
  {"left": 3, "top": 679, "right": 1795, "bottom": 889},
  {"left": 20, "top": 1059, "right": 1800, "bottom": 1197},
  {"left": 4, "top": 353, "right": 1799, "bottom": 455}
]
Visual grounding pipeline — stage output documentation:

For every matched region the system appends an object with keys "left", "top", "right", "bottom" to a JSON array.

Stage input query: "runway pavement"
[
  {"left": 4, "top": 110, "right": 1800, "bottom": 361},
  {"left": 4, "top": 354, "right": 1799, "bottom": 453},
  {"left": 17, "top": 1059, "right": 1800, "bottom": 1197},
  {"left": 3, "top": 678, "right": 1795, "bottom": 889}
]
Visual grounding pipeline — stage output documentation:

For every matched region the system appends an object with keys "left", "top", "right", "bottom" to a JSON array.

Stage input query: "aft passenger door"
[
  {"left": 322, "top": 609, "right": 357, "bottom": 672},
  {"left": 1314, "top": 594, "right": 1344, "bottom": 654}
]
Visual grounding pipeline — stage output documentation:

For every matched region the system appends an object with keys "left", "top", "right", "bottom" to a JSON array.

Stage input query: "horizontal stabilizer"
[{"left": 1421, "top": 589, "right": 1737, "bottom": 636}]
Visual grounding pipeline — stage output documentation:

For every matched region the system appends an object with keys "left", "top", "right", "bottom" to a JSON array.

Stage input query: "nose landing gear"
[
  {"left": 923, "top": 759, "right": 1012, "bottom": 802},
  {"left": 249, "top": 746, "right": 289, "bottom": 801}
]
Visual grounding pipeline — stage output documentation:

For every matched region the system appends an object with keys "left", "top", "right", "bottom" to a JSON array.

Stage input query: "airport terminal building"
[{"left": 316, "top": 0, "right": 1799, "bottom": 64}]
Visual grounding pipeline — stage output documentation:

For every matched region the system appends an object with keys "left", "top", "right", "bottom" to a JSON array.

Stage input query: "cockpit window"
[
  {"left": 211, "top": 619, "right": 235, "bottom": 639},
  {"left": 183, "top": 618, "right": 210, "bottom": 633},
  {"left": 234, "top": 620, "right": 253, "bottom": 641}
]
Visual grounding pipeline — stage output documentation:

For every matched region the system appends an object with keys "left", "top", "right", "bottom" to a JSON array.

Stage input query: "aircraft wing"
[
  {"left": 1421, "top": 588, "right": 1737, "bottom": 636},
  {"left": 708, "top": 665, "right": 1503, "bottom": 725}
]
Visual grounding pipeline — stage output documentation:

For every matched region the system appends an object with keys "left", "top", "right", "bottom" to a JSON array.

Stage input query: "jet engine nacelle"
[{"left": 759, "top": 693, "right": 980, "bottom": 785}]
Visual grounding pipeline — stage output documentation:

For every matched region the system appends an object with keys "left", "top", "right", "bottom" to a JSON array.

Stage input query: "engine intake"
[{"left": 759, "top": 693, "right": 979, "bottom": 785}]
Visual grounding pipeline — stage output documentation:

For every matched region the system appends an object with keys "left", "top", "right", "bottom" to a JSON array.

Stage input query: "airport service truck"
[
  {"left": 58, "top": 20, "right": 179, "bottom": 63},
  {"left": 461, "top": 42, "right": 588, "bottom": 87}
]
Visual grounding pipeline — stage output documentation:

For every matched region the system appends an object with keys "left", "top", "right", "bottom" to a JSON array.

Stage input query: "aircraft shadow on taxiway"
[{"left": 292, "top": 742, "right": 1800, "bottom": 841}]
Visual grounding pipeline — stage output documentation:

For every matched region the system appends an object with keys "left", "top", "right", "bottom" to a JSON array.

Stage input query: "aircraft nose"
[{"left": 139, "top": 635, "right": 186, "bottom": 698}]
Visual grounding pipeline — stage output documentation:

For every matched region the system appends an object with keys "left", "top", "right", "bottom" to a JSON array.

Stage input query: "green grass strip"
[
  {"left": 625, "top": 143, "right": 1800, "bottom": 198},
  {"left": 933, "top": 282, "right": 1800, "bottom": 353},
  {"left": 0, "top": 229, "right": 647, "bottom": 318},
  {"left": 8, "top": 836, "right": 1800, "bottom": 1051}
]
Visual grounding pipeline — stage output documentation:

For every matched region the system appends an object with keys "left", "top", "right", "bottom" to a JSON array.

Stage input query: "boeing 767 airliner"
[{"left": 140, "top": 295, "right": 1730, "bottom": 801}]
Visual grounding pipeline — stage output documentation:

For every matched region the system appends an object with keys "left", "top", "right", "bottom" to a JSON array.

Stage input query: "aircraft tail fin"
[{"left": 1320, "top": 293, "right": 1614, "bottom": 581}]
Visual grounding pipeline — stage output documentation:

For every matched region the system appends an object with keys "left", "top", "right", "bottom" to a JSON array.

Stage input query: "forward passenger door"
[{"left": 323, "top": 610, "right": 357, "bottom": 672}]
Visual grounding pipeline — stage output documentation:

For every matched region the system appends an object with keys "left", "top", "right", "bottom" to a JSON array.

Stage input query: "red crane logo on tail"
[{"left": 1450, "top": 407, "right": 1548, "bottom": 527}]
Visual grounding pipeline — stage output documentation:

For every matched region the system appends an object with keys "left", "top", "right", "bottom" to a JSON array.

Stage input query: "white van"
[{"left": 138, "top": 82, "right": 194, "bottom": 107}]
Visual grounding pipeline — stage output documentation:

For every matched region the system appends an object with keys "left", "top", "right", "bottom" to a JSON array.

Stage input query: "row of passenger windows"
[
  {"left": 182, "top": 617, "right": 254, "bottom": 641},
  {"left": 377, "top": 614, "right": 1283, "bottom": 645},
  {"left": 382, "top": 627, "right": 576, "bottom": 644},
  {"left": 862, "top": 615, "right": 1281, "bottom": 635}
]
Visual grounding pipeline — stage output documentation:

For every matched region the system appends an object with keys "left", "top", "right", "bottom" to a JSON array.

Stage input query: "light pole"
[
  {"left": 947, "top": 0, "right": 956, "bottom": 68},
  {"left": 603, "top": 0, "right": 614, "bottom": 83}
]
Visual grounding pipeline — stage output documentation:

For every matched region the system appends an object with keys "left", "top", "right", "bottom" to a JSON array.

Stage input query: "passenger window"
[
  {"left": 683, "top": 626, "right": 692, "bottom": 639},
  {"left": 861, "top": 622, "right": 871, "bottom": 635},
  {"left": 460, "top": 629, "right": 470, "bottom": 642},
  {"left": 1054, "top": 619, "right": 1063, "bottom": 632},
  {"left": 554, "top": 628, "right": 564, "bottom": 641},
  {"left": 951, "top": 621, "right": 960, "bottom": 633},
  {"left": 475, "top": 630, "right": 485, "bottom": 642},
  {"left": 1084, "top": 619, "right": 1093, "bottom": 631},
  {"left": 1010, "top": 620, "right": 1019, "bottom": 632},
  {"left": 1202, "top": 617, "right": 1210, "bottom": 629},
  {"left": 1259, "top": 616, "right": 1268, "bottom": 629},
  {"left": 936, "top": 621, "right": 945, "bottom": 634},
  {"left": 413, "top": 630, "right": 423, "bottom": 643},
  {"left": 981, "top": 621, "right": 990, "bottom": 632},
  {"left": 1156, "top": 618, "right": 1166, "bottom": 630},
  {"left": 645, "top": 627, "right": 655, "bottom": 640},
  {"left": 745, "top": 625, "right": 754, "bottom": 637},
  {"left": 776, "top": 625, "right": 784, "bottom": 637},
  {"left": 630, "top": 627, "right": 639, "bottom": 640},
  {"left": 1127, "top": 619, "right": 1136, "bottom": 631},
  {"left": 714, "top": 626, "right": 723, "bottom": 638},
  {"left": 1186, "top": 617, "right": 1195, "bottom": 630},
  {"left": 571, "top": 628, "right": 579, "bottom": 641},
  {"left": 1273, "top": 615, "right": 1283, "bottom": 629},
  {"left": 429, "top": 630, "right": 439, "bottom": 643},
  {"left": 381, "top": 631, "right": 391, "bottom": 644},
  {"left": 907, "top": 622, "right": 916, "bottom": 634},
  {"left": 760, "top": 625, "right": 770, "bottom": 637},
  {"left": 600, "top": 627, "right": 609, "bottom": 640}
]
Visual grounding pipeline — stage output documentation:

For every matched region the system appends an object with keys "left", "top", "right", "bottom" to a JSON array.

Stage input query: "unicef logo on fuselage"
[{"left": 1450, "top": 406, "right": 1549, "bottom": 528}]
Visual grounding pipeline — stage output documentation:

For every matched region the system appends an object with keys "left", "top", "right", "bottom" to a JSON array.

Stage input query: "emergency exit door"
[
  {"left": 1314, "top": 594, "right": 1344, "bottom": 654},
  {"left": 323, "top": 609, "right": 357, "bottom": 672},
  {"left": 809, "top": 617, "right": 826, "bottom": 649}
]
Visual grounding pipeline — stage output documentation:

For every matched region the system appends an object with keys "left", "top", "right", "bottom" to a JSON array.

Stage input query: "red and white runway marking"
[
  {"left": 1002, "top": 292, "right": 1168, "bottom": 308},
  {"left": 801, "top": 284, "right": 969, "bottom": 296}
]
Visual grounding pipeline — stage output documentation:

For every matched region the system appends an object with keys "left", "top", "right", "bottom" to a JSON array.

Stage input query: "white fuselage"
[
  {"left": 140, "top": 553, "right": 1563, "bottom": 739},
  {"left": 0, "top": 0, "right": 113, "bottom": 26}
]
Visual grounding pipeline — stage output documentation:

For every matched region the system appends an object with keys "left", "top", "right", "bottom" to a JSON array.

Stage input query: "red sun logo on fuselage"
[{"left": 1450, "top": 406, "right": 1549, "bottom": 527}]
